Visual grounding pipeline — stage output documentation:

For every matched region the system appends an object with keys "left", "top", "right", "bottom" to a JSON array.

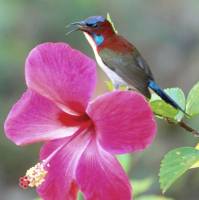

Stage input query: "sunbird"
[{"left": 68, "top": 16, "right": 185, "bottom": 113}]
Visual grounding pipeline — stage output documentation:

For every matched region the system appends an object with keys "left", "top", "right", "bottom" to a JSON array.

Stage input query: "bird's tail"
[{"left": 148, "top": 80, "right": 186, "bottom": 114}]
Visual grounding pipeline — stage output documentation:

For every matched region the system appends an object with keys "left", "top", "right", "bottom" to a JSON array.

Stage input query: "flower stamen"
[{"left": 19, "top": 162, "right": 48, "bottom": 189}]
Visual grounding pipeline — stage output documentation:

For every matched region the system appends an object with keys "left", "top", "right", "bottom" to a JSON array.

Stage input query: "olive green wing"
[{"left": 99, "top": 48, "right": 154, "bottom": 98}]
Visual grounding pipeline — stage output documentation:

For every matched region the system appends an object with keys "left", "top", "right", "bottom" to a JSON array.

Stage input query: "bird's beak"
[{"left": 66, "top": 21, "right": 89, "bottom": 36}]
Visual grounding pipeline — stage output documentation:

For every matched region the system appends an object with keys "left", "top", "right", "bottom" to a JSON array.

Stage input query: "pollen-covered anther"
[{"left": 19, "top": 163, "right": 48, "bottom": 189}]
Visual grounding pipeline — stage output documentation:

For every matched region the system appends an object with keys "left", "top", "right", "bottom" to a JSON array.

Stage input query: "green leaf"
[
  {"left": 117, "top": 154, "right": 132, "bottom": 172},
  {"left": 150, "top": 98, "right": 178, "bottom": 120},
  {"left": 150, "top": 88, "right": 185, "bottom": 121},
  {"left": 165, "top": 88, "right": 185, "bottom": 121},
  {"left": 105, "top": 81, "right": 128, "bottom": 91},
  {"left": 186, "top": 81, "right": 199, "bottom": 117},
  {"left": 105, "top": 80, "right": 115, "bottom": 91},
  {"left": 132, "top": 177, "right": 153, "bottom": 197},
  {"left": 107, "top": 13, "right": 118, "bottom": 33},
  {"left": 135, "top": 195, "right": 174, "bottom": 200},
  {"left": 159, "top": 147, "right": 199, "bottom": 193},
  {"left": 190, "top": 143, "right": 199, "bottom": 169},
  {"left": 78, "top": 192, "right": 84, "bottom": 200}
]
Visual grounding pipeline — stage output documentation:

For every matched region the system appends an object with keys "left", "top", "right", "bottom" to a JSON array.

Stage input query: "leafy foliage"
[
  {"left": 107, "top": 13, "right": 118, "bottom": 33},
  {"left": 159, "top": 147, "right": 199, "bottom": 193},
  {"left": 132, "top": 178, "right": 153, "bottom": 197},
  {"left": 78, "top": 192, "right": 84, "bottom": 200},
  {"left": 117, "top": 154, "right": 132, "bottom": 172},
  {"left": 190, "top": 143, "right": 199, "bottom": 169},
  {"left": 186, "top": 81, "right": 199, "bottom": 116},
  {"left": 132, "top": 177, "right": 173, "bottom": 200},
  {"left": 105, "top": 80, "right": 115, "bottom": 91},
  {"left": 135, "top": 195, "right": 173, "bottom": 200},
  {"left": 150, "top": 88, "right": 185, "bottom": 122}
]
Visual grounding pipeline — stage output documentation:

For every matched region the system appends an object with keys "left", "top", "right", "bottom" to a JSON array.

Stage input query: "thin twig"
[
  {"left": 165, "top": 117, "right": 199, "bottom": 137},
  {"left": 178, "top": 120, "right": 199, "bottom": 137},
  {"left": 153, "top": 111, "right": 199, "bottom": 137}
]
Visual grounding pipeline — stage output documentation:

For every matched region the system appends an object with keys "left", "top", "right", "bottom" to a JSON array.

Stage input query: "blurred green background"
[{"left": 1, "top": 0, "right": 199, "bottom": 199}]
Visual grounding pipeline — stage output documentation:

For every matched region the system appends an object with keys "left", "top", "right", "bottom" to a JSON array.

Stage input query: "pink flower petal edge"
[
  {"left": 87, "top": 91, "right": 157, "bottom": 154},
  {"left": 76, "top": 138, "right": 132, "bottom": 200},
  {"left": 25, "top": 42, "right": 97, "bottom": 114},
  {"left": 4, "top": 89, "right": 79, "bottom": 145},
  {"left": 38, "top": 130, "right": 91, "bottom": 200}
]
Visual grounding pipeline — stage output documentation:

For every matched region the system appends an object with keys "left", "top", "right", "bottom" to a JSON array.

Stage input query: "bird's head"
[{"left": 67, "top": 16, "right": 116, "bottom": 47}]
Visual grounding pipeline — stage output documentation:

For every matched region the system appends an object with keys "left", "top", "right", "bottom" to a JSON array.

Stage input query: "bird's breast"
[{"left": 83, "top": 32, "right": 127, "bottom": 86}]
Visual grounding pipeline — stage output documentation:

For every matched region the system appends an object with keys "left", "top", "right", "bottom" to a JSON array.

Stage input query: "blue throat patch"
[{"left": 93, "top": 34, "right": 104, "bottom": 46}]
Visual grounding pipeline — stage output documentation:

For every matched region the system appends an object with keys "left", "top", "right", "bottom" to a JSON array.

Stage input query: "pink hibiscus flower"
[{"left": 4, "top": 43, "right": 157, "bottom": 200}]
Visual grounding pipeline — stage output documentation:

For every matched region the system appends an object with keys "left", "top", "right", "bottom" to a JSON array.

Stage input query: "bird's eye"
[{"left": 86, "top": 23, "right": 98, "bottom": 28}]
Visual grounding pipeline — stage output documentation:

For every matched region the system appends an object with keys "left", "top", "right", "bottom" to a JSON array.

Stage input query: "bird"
[{"left": 67, "top": 15, "right": 185, "bottom": 113}]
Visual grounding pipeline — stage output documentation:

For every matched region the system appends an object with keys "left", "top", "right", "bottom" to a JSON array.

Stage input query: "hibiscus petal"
[
  {"left": 40, "top": 138, "right": 69, "bottom": 161},
  {"left": 87, "top": 91, "right": 157, "bottom": 154},
  {"left": 25, "top": 42, "right": 96, "bottom": 114},
  {"left": 38, "top": 131, "right": 91, "bottom": 200},
  {"left": 4, "top": 90, "right": 79, "bottom": 145},
  {"left": 76, "top": 139, "right": 132, "bottom": 200}
]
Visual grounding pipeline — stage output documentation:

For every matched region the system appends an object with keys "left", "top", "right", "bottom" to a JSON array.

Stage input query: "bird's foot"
[{"left": 113, "top": 82, "right": 128, "bottom": 91}]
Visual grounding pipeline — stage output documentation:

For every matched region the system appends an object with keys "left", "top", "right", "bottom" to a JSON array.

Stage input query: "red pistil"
[{"left": 19, "top": 176, "right": 30, "bottom": 189}]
